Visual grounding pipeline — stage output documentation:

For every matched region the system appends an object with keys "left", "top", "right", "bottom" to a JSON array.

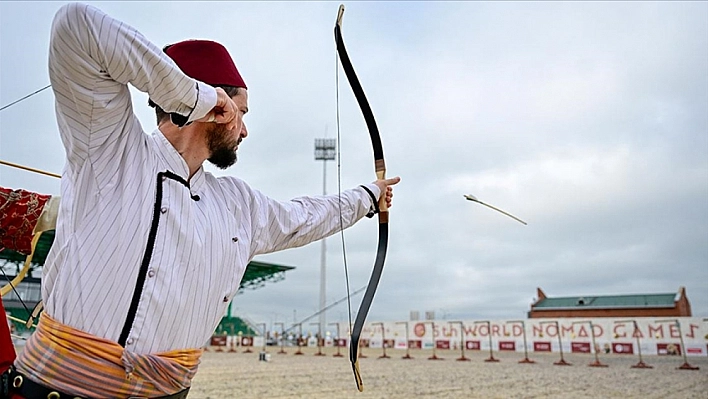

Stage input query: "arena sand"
[{"left": 189, "top": 346, "right": 707, "bottom": 398}]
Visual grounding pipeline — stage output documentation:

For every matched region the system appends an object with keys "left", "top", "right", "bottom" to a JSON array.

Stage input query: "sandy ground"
[{"left": 189, "top": 346, "right": 708, "bottom": 399}]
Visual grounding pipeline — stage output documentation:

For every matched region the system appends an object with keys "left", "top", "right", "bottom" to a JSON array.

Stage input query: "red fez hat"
[{"left": 164, "top": 40, "right": 247, "bottom": 89}]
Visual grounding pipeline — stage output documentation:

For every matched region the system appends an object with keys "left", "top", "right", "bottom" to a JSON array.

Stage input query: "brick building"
[{"left": 529, "top": 286, "right": 692, "bottom": 318}]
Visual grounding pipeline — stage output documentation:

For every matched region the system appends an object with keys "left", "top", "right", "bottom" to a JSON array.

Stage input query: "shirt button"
[
  {"left": 223, "top": 296, "right": 229, "bottom": 302},
  {"left": 232, "top": 237, "right": 238, "bottom": 243},
  {"left": 127, "top": 338, "right": 134, "bottom": 345},
  {"left": 161, "top": 207, "right": 168, "bottom": 214},
  {"left": 148, "top": 269, "right": 155, "bottom": 278},
  {"left": 162, "top": 176, "right": 167, "bottom": 181}
]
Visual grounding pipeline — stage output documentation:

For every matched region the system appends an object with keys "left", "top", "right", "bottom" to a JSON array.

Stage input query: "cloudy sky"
[{"left": 1, "top": 2, "right": 706, "bottom": 334}]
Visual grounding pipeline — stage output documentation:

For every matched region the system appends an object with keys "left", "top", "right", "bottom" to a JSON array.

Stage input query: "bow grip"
[{"left": 375, "top": 159, "right": 388, "bottom": 224}]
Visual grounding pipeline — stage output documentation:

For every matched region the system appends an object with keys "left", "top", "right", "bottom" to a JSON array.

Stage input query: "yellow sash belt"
[{"left": 15, "top": 313, "right": 202, "bottom": 398}]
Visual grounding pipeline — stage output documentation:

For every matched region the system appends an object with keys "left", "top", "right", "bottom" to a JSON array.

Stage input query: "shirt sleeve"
[
  {"left": 240, "top": 183, "right": 380, "bottom": 256},
  {"left": 48, "top": 3, "right": 216, "bottom": 176}
]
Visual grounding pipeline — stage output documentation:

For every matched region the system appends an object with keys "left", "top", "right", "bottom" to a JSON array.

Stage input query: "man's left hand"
[{"left": 373, "top": 177, "right": 400, "bottom": 209}]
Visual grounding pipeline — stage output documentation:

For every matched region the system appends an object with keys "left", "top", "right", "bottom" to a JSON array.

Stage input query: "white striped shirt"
[{"left": 35, "top": 2, "right": 377, "bottom": 355}]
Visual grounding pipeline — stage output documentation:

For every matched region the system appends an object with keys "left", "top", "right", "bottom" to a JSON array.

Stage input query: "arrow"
[{"left": 464, "top": 194, "right": 527, "bottom": 225}]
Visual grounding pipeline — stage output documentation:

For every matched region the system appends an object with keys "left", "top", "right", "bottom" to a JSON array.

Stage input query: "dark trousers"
[{"left": 2, "top": 366, "right": 190, "bottom": 399}]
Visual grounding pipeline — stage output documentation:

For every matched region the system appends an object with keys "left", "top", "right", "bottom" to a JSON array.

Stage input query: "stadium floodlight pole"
[
  {"left": 507, "top": 320, "right": 535, "bottom": 364},
  {"left": 464, "top": 194, "right": 527, "bottom": 225},
  {"left": 449, "top": 321, "right": 470, "bottom": 361},
  {"left": 330, "top": 322, "right": 344, "bottom": 357},
  {"left": 315, "top": 137, "right": 336, "bottom": 336},
  {"left": 614, "top": 319, "right": 651, "bottom": 369},
  {"left": 474, "top": 321, "right": 499, "bottom": 362},
  {"left": 274, "top": 322, "right": 287, "bottom": 354},
  {"left": 655, "top": 319, "right": 699, "bottom": 370},
  {"left": 571, "top": 320, "right": 607, "bottom": 367},
  {"left": 395, "top": 321, "right": 413, "bottom": 359},
  {"left": 539, "top": 320, "right": 571, "bottom": 365}
]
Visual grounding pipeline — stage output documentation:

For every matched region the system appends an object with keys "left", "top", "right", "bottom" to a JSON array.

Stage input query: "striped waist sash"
[{"left": 15, "top": 313, "right": 202, "bottom": 398}]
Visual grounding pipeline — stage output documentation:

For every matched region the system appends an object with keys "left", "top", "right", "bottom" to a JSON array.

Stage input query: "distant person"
[{"left": 4, "top": 3, "right": 399, "bottom": 398}]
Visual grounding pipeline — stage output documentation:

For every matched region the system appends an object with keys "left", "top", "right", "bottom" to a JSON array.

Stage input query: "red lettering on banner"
[
  {"left": 463, "top": 325, "right": 477, "bottom": 337},
  {"left": 593, "top": 324, "right": 604, "bottom": 337},
  {"left": 612, "top": 343, "right": 634, "bottom": 354},
  {"left": 613, "top": 324, "right": 627, "bottom": 338},
  {"left": 408, "top": 340, "right": 422, "bottom": 349},
  {"left": 686, "top": 324, "right": 698, "bottom": 339},
  {"left": 578, "top": 325, "right": 589, "bottom": 338},
  {"left": 501, "top": 324, "right": 513, "bottom": 337},
  {"left": 491, "top": 324, "right": 500, "bottom": 336},
  {"left": 499, "top": 341, "right": 516, "bottom": 351},
  {"left": 533, "top": 341, "right": 552, "bottom": 352},
  {"left": 512, "top": 324, "right": 523, "bottom": 337},
  {"left": 546, "top": 324, "right": 558, "bottom": 337},
  {"left": 360, "top": 339, "right": 370, "bottom": 348},
  {"left": 532, "top": 325, "right": 543, "bottom": 338},
  {"left": 561, "top": 325, "right": 574, "bottom": 337},
  {"left": 669, "top": 324, "right": 680, "bottom": 339},
  {"left": 443, "top": 326, "right": 456, "bottom": 337},
  {"left": 210, "top": 336, "right": 227, "bottom": 346},
  {"left": 362, "top": 326, "right": 373, "bottom": 337},
  {"left": 466, "top": 340, "right": 481, "bottom": 350},
  {"left": 571, "top": 342, "right": 591, "bottom": 353},
  {"left": 632, "top": 327, "right": 644, "bottom": 339},
  {"left": 479, "top": 324, "right": 489, "bottom": 336},
  {"left": 649, "top": 324, "right": 663, "bottom": 339}
]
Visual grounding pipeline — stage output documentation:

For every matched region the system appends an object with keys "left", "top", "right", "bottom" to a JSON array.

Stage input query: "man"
[{"left": 5, "top": 3, "right": 399, "bottom": 398}]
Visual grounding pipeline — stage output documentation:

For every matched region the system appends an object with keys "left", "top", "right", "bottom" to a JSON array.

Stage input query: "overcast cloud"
[{"left": 1, "top": 2, "right": 706, "bottom": 334}]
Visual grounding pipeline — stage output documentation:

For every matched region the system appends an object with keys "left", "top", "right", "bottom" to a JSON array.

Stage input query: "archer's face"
[{"left": 207, "top": 90, "right": 249, "bottom": 169}]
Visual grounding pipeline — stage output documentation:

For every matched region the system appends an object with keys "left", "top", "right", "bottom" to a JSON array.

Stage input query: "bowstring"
[
  {"left": 335, "top": 47, "right": 354, "bottom": 338},
  {"left": 1, "top": 265, "right": 33, "bottom": 317},
  {"left": 0, "top": 84, "right": 51, "bottom": 112}
]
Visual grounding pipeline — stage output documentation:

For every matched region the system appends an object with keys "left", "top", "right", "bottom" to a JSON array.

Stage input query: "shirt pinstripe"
[{"left": 36, "top": 2, "right": 378, "bottom": 355}]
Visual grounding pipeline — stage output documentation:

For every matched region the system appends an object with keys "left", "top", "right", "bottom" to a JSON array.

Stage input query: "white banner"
[{"left": 335, "top": 317, "right": 708, "bottom": 357}]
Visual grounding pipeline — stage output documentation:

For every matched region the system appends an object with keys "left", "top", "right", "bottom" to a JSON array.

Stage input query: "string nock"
[
  {"left": 26, "top": 301, "right": 44, "bottom": 329},
  {"left": 352, "top": 358, "right": 364, "bottom": 392},
  {"left": 336, "top": 4, "right": 345, "bottom": 27}
]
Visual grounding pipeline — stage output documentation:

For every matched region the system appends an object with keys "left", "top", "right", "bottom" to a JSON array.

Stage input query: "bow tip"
[
  {"left": 352, "top": 359, "right": 364, "bottom": 392},
  {"left": 336, "top": 4, "right": 345, "bottom": 26}
]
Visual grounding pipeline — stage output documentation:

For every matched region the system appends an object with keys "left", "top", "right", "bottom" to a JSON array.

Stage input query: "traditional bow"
[
  {"left": 0, "top": 160, "right": 58, "bottom": 328},
  {"left": 334, "top": 4, "right": 389, "bottom": 392}
]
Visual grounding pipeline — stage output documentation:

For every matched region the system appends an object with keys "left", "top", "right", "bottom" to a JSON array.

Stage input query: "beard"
[{"left": 206, "top": 124, "right": 238, "bottom": 170}]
